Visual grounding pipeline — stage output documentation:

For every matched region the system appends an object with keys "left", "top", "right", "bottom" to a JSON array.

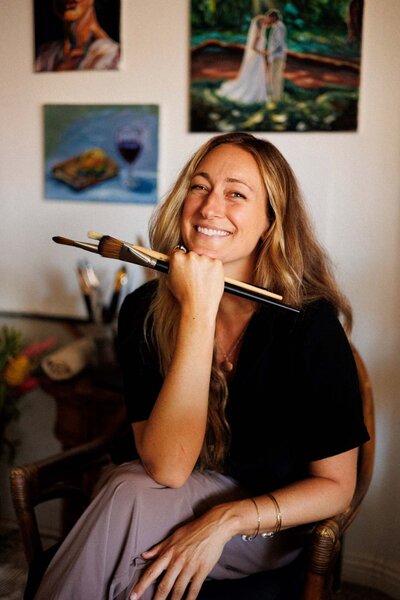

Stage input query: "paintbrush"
[
  {"left": 53, "top": 234, "right": 299, "bottom": 312},
  {"left": 52, "top": 237, "right": 103, "bottom": 322},
  {"left": 90, "top": 234, "right": 300, "bottom": 314},
  {"left": 77, "top": 259, "right": 102, "bottom": 324},
  {"left": 103, "top": 265, "right": 128, "bottom": 323},
  {"left": 53, "top": 236, "right": 99, "bottom": 254},
  {"left": 76, "top": 263, "right": 94, "bottom": 321}
]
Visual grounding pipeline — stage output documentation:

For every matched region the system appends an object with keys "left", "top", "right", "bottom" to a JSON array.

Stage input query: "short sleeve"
[
  {"left": 117, "top": 281, "right": 163, "bottom": 423},
  {"left": 294, "top": 301, "right": 370, "bottom": 462}
]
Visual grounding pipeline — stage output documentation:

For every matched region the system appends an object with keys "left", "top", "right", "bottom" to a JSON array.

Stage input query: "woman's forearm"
[
  {"left": 209, "top": 449, "right": 358, "bottom": 539},
  {"left": 137, "top": 309, "right": 216, "bottom": 487}
]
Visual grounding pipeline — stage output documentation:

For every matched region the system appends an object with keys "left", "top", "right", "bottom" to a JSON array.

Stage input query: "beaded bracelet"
[
  {"left": 261, "top": 493, "right": 282, "bottom": 538},
  {"left": 241, "top": 497, "right": 261, "bottom": 542}
]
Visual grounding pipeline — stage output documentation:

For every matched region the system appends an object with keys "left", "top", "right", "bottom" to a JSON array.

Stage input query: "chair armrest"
[{"left": 10, "top": 417, "right": 130, "bottom": 564}]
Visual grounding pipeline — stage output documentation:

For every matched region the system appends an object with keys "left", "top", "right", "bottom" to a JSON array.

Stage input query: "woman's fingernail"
[{"left": 130, "top": 593, "right": 137, "bottom": 600}]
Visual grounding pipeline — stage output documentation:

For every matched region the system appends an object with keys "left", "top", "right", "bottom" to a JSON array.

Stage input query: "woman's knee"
[{"left": 101, "top": 461, "right": 165, "bottom": 500}]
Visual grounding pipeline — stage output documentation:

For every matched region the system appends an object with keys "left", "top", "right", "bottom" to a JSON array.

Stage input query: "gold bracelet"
[
  {"left": 241, "top": 497, "right": 261, "bottom": 542},
  {"left": 261, "top": 493, "right": 282, "bottom": 538}
]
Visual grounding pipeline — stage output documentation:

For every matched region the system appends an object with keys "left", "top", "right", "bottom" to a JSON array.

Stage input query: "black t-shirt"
[{"left": 117, "top": 281, "right": 369, "bottom": 494}]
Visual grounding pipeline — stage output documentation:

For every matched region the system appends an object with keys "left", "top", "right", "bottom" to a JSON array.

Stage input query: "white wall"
[{"left": 1, "top": 0, "right": 400, "bottom": 596}]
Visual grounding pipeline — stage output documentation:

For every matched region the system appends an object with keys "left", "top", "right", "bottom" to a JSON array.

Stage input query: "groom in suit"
[{"left": 265, "top": 9, "right": 287, "bottom": 101}]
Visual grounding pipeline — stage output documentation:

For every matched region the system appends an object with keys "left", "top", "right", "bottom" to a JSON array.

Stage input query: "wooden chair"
[{"left": 9, "top": 346, "right": 374, "bottom": 599}]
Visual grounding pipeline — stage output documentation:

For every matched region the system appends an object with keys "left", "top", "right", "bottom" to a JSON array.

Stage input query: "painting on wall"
[
  {"left": 34, "top": 0, "right": 120, "bottom": 71},
  {"left": 190, "top": 0, "right": 363, "bottom": 132},
  {"left": 44, "top": 104, "right": 159, "bottom": 204}
]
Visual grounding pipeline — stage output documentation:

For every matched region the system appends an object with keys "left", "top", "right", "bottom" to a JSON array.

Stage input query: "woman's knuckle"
[{"left": 157, "top": 579, "right": 171, "bottom": 595}]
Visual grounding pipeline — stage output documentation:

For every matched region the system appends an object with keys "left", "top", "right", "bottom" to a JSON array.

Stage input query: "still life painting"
[
  {"left": 190, "top": 0, "right": 363, "bottom": 132},
  {"left": 34, "top": 0, "right": 120, "bottom": 72},
  {"left": 44, "top": 104, "right": 159, "bottom": 204}
]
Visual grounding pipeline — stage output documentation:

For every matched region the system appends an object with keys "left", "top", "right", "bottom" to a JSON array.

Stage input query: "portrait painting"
[
  {"left": 34, "top": 0, "right": 121, "bottom": 72},
  {"left": 44, "top": 104, "right": 159, "bottom": 204},
  {"left": 190, "top": 0, "right": 364, "bottom": 132}
]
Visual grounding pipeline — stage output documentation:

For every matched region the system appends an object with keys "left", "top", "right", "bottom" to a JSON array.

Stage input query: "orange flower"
[{"left": 4, "top": 355, "right": 31, "bottom": 387}]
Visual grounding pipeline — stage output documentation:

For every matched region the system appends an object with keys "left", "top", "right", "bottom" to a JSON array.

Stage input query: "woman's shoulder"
[
  {"left": 123, "top": 279, "right": 158, "bottom": 305},
  {"left": 118, "top": 280, "right": 158, "bottom": 328},
  {"left": 294, "top": 298, "right": 353, "bottom": 361}
]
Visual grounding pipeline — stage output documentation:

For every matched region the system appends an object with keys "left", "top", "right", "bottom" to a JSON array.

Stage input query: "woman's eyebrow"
[
  {"left": 226, "top": 177, "right": 253, "bottom": 191},
  {"left": 192, "top": 171, "right": 210, "bottom": 180},
  {"left": 192, "top": 172, "right": 253, "bottom": 192}
]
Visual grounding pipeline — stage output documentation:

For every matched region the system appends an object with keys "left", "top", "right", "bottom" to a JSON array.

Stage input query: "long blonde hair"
[{"left": 146, "top": 132, "right": 352, "bottom": 470}]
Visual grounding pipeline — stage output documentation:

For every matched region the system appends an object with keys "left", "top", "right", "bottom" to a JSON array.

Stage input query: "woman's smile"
[
  {"left": 181, "top": 144, "right": 269, "bottom": 280},
  {"left": 195, "top": 225, "right": 232, "bottom": 237}
]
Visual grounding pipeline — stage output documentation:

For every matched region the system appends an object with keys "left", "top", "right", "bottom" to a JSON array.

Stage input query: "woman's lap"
[{"left": 35, "top": 461, "right": 307, "bottom": 599}]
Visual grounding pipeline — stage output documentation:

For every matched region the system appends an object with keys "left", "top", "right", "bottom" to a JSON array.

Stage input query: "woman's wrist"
[
  {"left": 208, "top": 496, "right": 282, "bottom": 540},
  {"left": 207, "top": 500, "right": 252, "bottom": 541}
]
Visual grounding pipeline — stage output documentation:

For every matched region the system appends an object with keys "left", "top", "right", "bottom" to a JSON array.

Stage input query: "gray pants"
[{"left": 35, "top": 461, "right": 306, "bottom": 599}]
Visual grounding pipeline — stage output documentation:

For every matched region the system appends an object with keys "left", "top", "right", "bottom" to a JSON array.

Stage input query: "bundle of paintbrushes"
[
  {"left": 76, "top": 258, "right": 128, "bottom": 323},
  {"left": 54, "top": 232, "right": 300, "bottom": 314}
]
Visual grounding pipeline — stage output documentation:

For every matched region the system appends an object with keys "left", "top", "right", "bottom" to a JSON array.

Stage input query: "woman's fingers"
[
  {"left": 168, "top": 250, "right": 224, "bottom": 315},
  {"left": 131, "top": 511, "right": 228, "bottom": 600},
  {"left": 130, "top": 552, "right": 170, "bottom": 599},
  {"left": 170, "top": 570, "right": 207, "bottom": 600},
  {"left": 153, "top": 559, "right": 208, "bottom": 600},
  {"left": 132, "top": 551, "right": 188, "bottom": 600}
]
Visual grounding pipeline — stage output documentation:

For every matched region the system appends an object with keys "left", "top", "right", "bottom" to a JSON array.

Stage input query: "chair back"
[{"left": 302, "top": 344, "right": 375, "bottom": 599}]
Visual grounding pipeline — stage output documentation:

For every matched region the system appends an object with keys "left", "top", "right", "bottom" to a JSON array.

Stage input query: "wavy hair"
[{"left": 145, "top": 132, "right": 352, "bottom": 470}]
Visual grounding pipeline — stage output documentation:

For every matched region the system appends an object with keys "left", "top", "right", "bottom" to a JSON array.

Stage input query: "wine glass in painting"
[{"left": 115, "top": 125, "right": 144, "bottom": 189}]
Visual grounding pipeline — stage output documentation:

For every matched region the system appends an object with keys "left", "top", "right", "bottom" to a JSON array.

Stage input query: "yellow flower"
[{"left": 4, "top": 355, "right": 31, "bottom": 387}]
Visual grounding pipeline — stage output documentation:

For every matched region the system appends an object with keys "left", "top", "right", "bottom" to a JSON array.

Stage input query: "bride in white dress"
[{"left": 217, "top": 15, "right": 268, "bottom": 104}]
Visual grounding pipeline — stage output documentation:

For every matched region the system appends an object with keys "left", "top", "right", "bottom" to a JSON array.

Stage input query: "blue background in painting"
[{"left": 44, "top": 105, "right": 159, "bottom": 204}]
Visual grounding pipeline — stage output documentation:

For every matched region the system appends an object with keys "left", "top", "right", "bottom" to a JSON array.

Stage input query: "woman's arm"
[
  {"left": 133, "top": 251, "right": 225, "bottom": 488},
  {"left": 131, "top": 448, "right": 358, "bottom": 600},
  {"left": 216, "top": 447, "right": 358, "bottom": 536}
]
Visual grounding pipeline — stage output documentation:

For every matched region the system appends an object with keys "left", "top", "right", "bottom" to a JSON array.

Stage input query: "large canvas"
[
  {"left": 44, "top": 104, "right": 159, "bottom": 204},
  {"left": 190, "top": 0, "right": 363, "bottom": 132},
  {"left": 34, "top": 0, "right": 120, "bottom": 71}
]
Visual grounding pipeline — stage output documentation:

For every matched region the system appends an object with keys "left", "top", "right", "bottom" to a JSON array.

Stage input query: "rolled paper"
[{"left": 41, "top": 337, "right": 96, "bottom": 381}]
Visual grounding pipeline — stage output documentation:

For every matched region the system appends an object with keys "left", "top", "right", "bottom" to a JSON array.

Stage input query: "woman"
[
  {"left": 35, "top": 133, "right": 369, "bottom": 600},
  {"left": 217, "top": 16, "right": 269, "bottom": 104},
  {"left": 35, "top": 0, "right": 120, "bottom": 72}
]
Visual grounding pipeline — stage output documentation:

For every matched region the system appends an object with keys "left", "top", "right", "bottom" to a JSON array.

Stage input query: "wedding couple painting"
[
  {"left": 190, "top": 0, "right": 364, "bottom": 133},
  {"left": 217, "top": 9, "right": 286, "bottom": 105}
]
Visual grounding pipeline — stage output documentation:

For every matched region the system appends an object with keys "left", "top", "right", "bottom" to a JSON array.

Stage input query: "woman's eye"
[
  {"left": 190, "top": 184, "right": 207, "bottom": 191},
  {"left": 230, "top": 191, "right": 245, "bottom": 199}
]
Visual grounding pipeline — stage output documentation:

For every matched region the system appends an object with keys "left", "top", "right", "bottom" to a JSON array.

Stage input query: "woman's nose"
[{"left": 199, "top": 190, "right": 224, "bottom": 218}]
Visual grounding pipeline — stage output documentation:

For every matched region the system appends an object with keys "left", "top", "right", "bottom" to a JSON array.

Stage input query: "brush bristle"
[
  {"left": 53, "top": 236, "right": 75, "bottom": 246},
  {"left": 98, "top": 235, "right": 124, "bottom": 259},
  {"left": 87, "top": 230, "right": 103, "bottom": 241}
]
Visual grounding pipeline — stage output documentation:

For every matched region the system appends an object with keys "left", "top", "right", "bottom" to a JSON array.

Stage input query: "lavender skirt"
[{"left": 34, "top": 461, "right": 306, "bottom": 599}]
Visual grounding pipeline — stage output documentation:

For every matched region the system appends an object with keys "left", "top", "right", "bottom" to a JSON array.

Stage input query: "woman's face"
[
  {"left": 53, "top": 0, "right": 94, "bottom": 22},
  {"left": 181, "top": 144, "right": 269, "bottom": 280}
]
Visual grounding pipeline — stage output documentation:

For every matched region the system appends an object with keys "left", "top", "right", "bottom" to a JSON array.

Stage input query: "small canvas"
[
  {"left": 34, "top": 0, "right": 120, "bottom": 72},
  {"left": 44, "top": 104, "right": 159, "bottom": 204}
]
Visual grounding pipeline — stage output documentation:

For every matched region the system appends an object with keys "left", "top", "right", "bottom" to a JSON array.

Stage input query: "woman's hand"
[
  {"left": 167, "top": 250, "right": 225, "bottom": 320},
  {"left": 130, "top": 508, "right": 231, "bottom": 600}
]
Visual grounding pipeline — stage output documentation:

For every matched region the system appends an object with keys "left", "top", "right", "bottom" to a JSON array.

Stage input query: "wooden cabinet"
[{"left": 41, "top": 370, "right": 126, "bottom": 450}]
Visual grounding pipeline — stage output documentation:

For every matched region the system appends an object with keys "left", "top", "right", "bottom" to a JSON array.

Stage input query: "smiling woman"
[{"left": 35, "top": 133, "right": 369, "bottom": 600}]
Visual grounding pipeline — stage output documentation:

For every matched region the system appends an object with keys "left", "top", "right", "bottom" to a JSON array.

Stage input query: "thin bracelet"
[
  {"left": 241, "top": 497, "right": 261, "bottom": 542},
  {"left": 261, "top": 493, "right": 282, "bottom": 538}
]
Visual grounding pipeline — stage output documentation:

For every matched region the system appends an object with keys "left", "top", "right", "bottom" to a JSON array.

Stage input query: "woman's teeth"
[{"left": 196, "top": 226, "right": 230, "bottom": 237}]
